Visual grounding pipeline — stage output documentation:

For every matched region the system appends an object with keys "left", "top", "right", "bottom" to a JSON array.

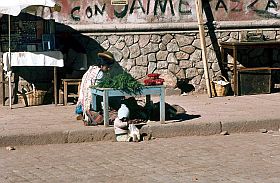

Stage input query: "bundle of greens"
[{"left": 95, "top": 72, "right": 144, "bottom": 95}]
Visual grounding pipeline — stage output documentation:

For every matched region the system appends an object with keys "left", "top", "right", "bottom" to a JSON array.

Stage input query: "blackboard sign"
[{"left": 0, "top": 17, "right": 51, "bottom": 52}]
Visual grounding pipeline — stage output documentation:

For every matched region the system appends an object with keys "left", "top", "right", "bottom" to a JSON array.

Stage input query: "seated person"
[{"left": 76, "top": 51, "right": 114, "bottom": 122}]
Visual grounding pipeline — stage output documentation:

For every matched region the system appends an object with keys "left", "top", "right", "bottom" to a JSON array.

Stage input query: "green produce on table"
[{"left": 94, "top": 72, "right": 144, "bottom": 95}]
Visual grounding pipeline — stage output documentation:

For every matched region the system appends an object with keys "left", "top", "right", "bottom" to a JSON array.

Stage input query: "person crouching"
[{"left": 114, "top": 104, "right": 132, "bottom": 142}]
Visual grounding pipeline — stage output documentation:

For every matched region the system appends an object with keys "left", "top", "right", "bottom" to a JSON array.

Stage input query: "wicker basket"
[
  {"left": 18, "top": 90, "right": 47, "bottom": 106},
  {"left": 211, "top": 76, "right": 230, "bottom": 97}
]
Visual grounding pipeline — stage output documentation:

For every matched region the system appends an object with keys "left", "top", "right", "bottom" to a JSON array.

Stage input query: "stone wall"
[
  {"left": 86, "top": 29, "right": 280, "bottom": 94},
  {"left": 13, "top": 28, "right": 280, "bottom": 97},
  {"left": 11, "top": 0, "right": 280, "bottom": 95}
]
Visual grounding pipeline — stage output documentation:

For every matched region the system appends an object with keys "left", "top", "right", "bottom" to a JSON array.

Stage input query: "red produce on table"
[
  {"left": 144, "top": 78, "right": 164, "bottom": 85},
  {"left": 144, "top": 79, "right": 155, "bottom": 86},
  {"left": 155, "top": 78, "right": 164, "bottom": 85},
  {"left": 147, "top": 73, "right": 160, "bottom": 80}
]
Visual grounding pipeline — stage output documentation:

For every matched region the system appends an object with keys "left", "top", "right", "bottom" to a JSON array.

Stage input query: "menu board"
[{"left": 0, "top": 16, "right": 47, "bottom": 52}]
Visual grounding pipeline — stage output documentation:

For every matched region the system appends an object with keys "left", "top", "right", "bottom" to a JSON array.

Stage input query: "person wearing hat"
[
  {"left": 114, "top": 104, "right": 133, "bottom": 142},
  {"left": 76, "top": 51, "right": 115, "bottom": 121}
]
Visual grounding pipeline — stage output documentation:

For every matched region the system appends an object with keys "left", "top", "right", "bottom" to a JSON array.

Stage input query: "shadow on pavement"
[{"left": 173, "top": 114, "right": 201, "bottom": 121}]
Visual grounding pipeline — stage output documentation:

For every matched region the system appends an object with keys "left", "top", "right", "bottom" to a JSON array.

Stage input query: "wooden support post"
[
  {"left": 195, "top": 0, "right": 212, "bottom": 98},
  {"left": 54, "top": 67, "right": 57, "bottom": 105},
  {"left": 0, "top": 62, "right": 5, "bottom": 105}
]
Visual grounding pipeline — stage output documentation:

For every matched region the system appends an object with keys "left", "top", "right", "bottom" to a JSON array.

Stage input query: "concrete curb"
[
  {"left": 1, "top": 118, "right": 280, "bottom": 147},
  {"left": 0, "top": 131, "right": 68, "bottom": 147},
  {"left": 141, "top": 121, "right": 222, "bottom": 138},
  {"left": 222, "top": 119, "right": 280, "bottom": 133}
]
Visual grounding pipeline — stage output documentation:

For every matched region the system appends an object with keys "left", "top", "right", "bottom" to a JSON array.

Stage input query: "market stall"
[
  {"left": 220, "top": 41, "right": 280, "bottom": 96},
  {"left": 0, "top": 0, "right": 58, "bottom": 108},
  {"left": 2, "top": 51, "right": 64, "bottom": 105}
]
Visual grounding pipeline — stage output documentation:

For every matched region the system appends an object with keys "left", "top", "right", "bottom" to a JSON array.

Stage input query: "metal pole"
[{"left": 195, "top": 0, "right": 212, "bottom": 98}]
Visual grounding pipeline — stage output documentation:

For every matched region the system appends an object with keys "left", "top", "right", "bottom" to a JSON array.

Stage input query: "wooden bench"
[{"left": 61, "top": 79, "right": 82, "bottom": 105}]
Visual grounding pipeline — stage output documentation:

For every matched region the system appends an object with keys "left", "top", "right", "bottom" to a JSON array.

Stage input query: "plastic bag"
[
  {"left": 128, "top": 124, "right": 140, "bottom": 142},
  {"left": 75, "top": 103, "right": 83, "bottom": 114}
]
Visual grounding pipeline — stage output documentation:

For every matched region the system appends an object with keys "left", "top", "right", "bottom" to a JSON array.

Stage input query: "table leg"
[
  {"left": 54, "top": 67, "right": 57, "bottom": 105},
  {"left": 63, "top": 81, "right": 67, "bottom": 105},
  {"left": 269, "top": 70, "right": 272, "bottom": 93},
  {"left": 92, "top": 93, "right": 97, "bottom": 111},
  {"left": 159, "top": 86, "right": 165, "bottom": 124},
  {"left": 146, "top": 95, "right": 151, "bottom": 104},
  {"left": 103, "top": 90, "right": 109, "bottom": 127}
]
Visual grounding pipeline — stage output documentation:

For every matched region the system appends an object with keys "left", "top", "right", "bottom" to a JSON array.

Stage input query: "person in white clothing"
[
  {"left": 75, "top": 51, "right": 115, "bottom": 121},
  {"left": 114, "top": 104, "right": 132, "bottom": 142}
]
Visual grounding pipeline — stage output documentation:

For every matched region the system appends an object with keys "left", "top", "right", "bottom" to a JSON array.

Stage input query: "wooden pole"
[
  {"left": 0, "top": 62, "right": 5, "bottom": 106},
  {"left": 54, "top": 67, "right": 57, "bottom": 105},
  {"left": 195, "top": 0, "right": 212, "bottom": 98}
]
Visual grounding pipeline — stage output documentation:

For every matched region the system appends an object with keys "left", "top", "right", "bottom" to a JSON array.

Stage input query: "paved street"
[{"left": 1, "top": 132, "right": 280, "bottom": 183}]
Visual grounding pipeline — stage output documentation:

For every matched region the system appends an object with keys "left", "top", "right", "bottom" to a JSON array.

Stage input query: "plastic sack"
[
  {"left": 128, "top": 124, "right": 140, "bottom": 142},
  {"left": 75, "top": 103, "right": 83, "bottom": 114}
]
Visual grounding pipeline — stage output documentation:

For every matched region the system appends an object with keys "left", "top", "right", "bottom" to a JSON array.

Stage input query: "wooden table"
[
  {"left": 2, "top": 51, "right": 64, "bottom": 105},
  {"left": 220, "top": 41, "right": 280, "bottom": 96},
  {"left": 91, "top": 85, "right": 165, "bottom": 127},
  {"left": 62, "top": 79, "right": 82, "bottom": 105}
]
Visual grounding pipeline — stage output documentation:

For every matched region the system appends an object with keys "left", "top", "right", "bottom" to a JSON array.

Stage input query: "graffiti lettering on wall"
[
  {"left": 70, "top": 0, "right": 192, "bottom": 21},
  {"left": 66, "top": 0, "right": 280, "bottom": 23},
  {"left": 215, "top": 0, "right": 278, "bottom": 12},
  {"left": 213, "top": 0, "right": 280, "bottom": 20}
]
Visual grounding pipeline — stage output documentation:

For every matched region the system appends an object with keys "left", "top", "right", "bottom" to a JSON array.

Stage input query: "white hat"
[{"left": 118, "top": 104, "right": 129, "bottom": 119}]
